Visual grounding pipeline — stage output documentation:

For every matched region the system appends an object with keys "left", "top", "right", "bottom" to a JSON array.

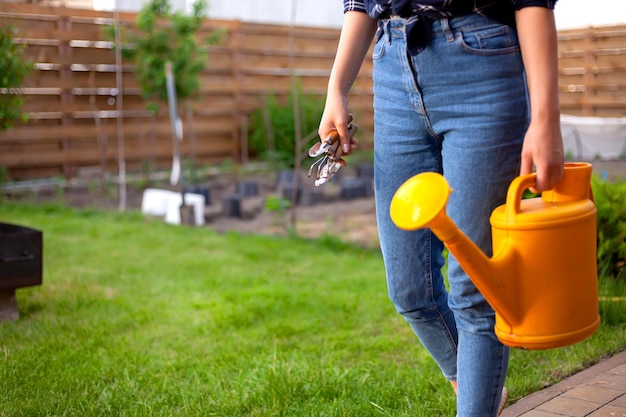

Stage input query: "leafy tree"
[
  {"left": 0, "top": 23, "right": 33, "bottom": 131},
  {"left": 114, "top": 0, "right": 220, "bottom": 113}
]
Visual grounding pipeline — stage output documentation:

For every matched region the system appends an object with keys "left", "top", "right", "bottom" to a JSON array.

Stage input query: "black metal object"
[
  {"left": 236, "top": 181, "right": 259, "bottom": 198},
  {"left": 0, "top": 223, "right": 43, "bottom": 291},
  {"left": 222, "top": 194, "right": 243, "bottom": 218},
  {"left": 340, "top": 177, "right": 374, "bottom": 200},
  {"left": 184, "top": 185, "right": 211, "bottom": 205}
]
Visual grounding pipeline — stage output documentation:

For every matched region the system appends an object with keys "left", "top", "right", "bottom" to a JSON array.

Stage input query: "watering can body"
[{"left": 390, "top": 162, "right": 600, "bottom": 350}]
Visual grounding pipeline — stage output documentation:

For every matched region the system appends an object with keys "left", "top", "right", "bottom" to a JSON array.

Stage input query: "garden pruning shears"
[{"left": 307, "top": 123, "right": 358, "bottom": 186}]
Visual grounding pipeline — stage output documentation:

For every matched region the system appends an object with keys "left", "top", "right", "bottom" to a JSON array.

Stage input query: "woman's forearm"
[
  {"left": 327, "top": 11, "right": 378, "bottom": 98},
  {"left": 319, "top": 11, "right": 377, "bottom": 152},
  {"left": 516, "top": 6, "right": 564, "bottom": 190},
  {"left": 516, "top": 7, "right": 561, "bottom": 123}
]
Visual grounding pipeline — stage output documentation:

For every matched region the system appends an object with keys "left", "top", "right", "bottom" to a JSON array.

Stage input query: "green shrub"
[
  {"left": 0, "top": 22, "right": 33, "bottom": 131},
  {"left": 264, "top": 195, "right": 291, "bottom": 213},
  {"left": 248, "top": 88, "right": 325, "bottom": 168},
  {"left": 592, "top": 176, "right": 626, "bottom": 281}
]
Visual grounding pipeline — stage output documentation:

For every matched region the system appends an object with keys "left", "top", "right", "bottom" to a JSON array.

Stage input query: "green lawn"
[{"left": 1, "top": 202, "right": 624, "bottom": 417}]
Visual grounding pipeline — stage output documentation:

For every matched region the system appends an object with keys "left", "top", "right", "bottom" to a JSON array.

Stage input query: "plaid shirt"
[{"left": 343, "top": 0, "right": 558, "bottom": 55}]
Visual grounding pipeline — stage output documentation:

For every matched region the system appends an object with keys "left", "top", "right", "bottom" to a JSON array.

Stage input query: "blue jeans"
[{"left": 372, "top": 15, "right": 527, "bottom": 417}]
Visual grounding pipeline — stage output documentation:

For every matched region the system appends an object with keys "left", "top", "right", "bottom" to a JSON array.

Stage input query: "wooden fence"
[
  {"left": 558, "top": 25, "right": 626, "bottom": 117},
  {"left": 0, "top": 3, "right": 374, "bottom": 181},
  {"left": 1, "top": 3, "right": 624, "bottom": 181}
]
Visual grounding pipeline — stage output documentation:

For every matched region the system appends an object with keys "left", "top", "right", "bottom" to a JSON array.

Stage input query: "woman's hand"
[
  {"left": 318, "top": 11, "right": 377, "bottom": 156},
  {"left": 318, "top": 97, "right": 357, "bottom": 155},
  {"left": 520, "top": 118, "right": 564, "bottom": 193},
  {"left": 516, "top": 7, "right": 564, "bottom": 192}
]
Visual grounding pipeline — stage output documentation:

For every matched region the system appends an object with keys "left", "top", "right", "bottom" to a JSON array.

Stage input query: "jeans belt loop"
[
  {"left": 377, "top": 19, "right": 393, "bottom": 45},
  {"left": 440, "top": 17, "right": 455, "bottom": 43}
]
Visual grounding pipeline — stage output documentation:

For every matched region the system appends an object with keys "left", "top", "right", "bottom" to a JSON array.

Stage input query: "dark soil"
[
  {"left": 5, "top": 160, "right": 623, "bottom": 250},
  {"left": 5, "top": 166, "right": 381, "bottom": 249}
]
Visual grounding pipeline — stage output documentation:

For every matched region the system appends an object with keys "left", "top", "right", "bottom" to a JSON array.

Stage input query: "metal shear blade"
[{"left": 307, "top": 123, "right": 358, "bottom": 186}]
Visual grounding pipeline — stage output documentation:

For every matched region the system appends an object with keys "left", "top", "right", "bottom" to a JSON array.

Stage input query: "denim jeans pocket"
[
  {"left": 455, "top": 23, "right": 520, "bottom": 56},
  {"left": 372, "top": 34, "right": 387, "bottom": 61}
]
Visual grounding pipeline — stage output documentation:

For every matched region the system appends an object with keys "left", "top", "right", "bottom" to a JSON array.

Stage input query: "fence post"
[
  {"left": 58, "top": 13, "right": 76, "bottom": 179},
  {"left": 231, "top": 21, "right": 244, "bottom": 163}
]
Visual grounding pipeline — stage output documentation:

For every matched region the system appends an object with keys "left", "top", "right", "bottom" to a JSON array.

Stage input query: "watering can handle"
[
  {"left": 505, "top": 162, "right": 594, "bottom": 220},
  {"left": 505, "top": 173, "right": 538, "bottom": 220}
]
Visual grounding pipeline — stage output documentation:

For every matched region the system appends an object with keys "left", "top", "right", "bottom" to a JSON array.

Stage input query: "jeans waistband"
[{"left": 378, "top": 13, "right": 513, "bottom": 46}]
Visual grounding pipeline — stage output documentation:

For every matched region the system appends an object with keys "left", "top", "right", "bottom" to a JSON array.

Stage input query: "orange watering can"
[{"left": 390, "top": 162, "right": 600, "bottom": 350}]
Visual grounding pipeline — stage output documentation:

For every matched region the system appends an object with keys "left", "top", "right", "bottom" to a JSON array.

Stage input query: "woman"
[{"left": 318, "top": 1, "right": 564, "bottom": 416}]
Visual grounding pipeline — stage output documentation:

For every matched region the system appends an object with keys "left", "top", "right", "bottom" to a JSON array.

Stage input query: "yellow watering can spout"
[
  {"left": 390, "top": 163, "right": 600, "bottom": 350},
  {"left": 390, "top": 172, "right": 518, "bottom": 330},
  {"left": 390, "top": 172, "right": 456, "bottom": 241}
]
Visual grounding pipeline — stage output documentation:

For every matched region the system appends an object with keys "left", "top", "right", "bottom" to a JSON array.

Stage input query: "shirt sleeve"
[
  {"left": 511, "top": 0, "right": 558, "bottom": 9},
  {"left": 343, "top": 0, "right": 368, "bottom": 13}
]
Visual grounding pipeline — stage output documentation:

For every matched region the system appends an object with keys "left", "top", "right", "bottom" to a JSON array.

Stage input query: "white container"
[{"left": 141, "top": 188, "right": 177, "bottom": 217}]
